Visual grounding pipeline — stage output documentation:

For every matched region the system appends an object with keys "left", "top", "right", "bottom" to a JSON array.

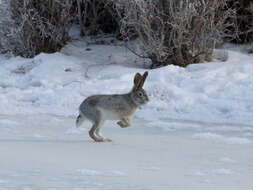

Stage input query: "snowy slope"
[{"left": 0, "top": 39, "right": 253, "bottom": 126}]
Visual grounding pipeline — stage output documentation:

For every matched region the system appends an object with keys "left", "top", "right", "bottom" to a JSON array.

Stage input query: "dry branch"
[{"left": 117, "top": 0, "right": 235, "bottom": 68}]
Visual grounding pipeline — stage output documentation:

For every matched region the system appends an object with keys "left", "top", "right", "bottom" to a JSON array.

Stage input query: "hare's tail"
[{"left": 76, "top": 114, "right": 85, "bottom": 128}]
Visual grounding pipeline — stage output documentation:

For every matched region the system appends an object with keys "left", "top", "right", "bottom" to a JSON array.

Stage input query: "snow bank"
[{"left": 1, "top": 40, "right": 253, "bottom": 127}]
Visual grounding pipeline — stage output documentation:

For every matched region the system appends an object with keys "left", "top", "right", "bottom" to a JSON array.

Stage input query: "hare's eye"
[{"left": 138, "top": 92, "right": 143, "bottom": 97}]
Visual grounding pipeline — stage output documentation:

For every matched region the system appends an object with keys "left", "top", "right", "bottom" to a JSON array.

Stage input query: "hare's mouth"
[{"left": 139, "top": 102, "right": 148, "bottom": 109}]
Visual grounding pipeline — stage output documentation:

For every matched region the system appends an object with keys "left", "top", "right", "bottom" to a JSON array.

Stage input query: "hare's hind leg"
[
  {"left": 81, "top": 104, "right": 112, "bottom": 142},
  {"left": 95, "top": 126, "right": 112, "bottom": 142},
  {"left": 89, "top": 121, "right": 104, "bottom": 142},
  {"left": 117, "top": 117, "right": 131, "bottom": 128},
  {"left": 89, "top": 121, "right": 112, "bottom": 142}
]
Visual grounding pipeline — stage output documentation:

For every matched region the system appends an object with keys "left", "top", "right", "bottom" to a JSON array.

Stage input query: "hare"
[{"left": 76, "top": 72, "right": 149, "bottom": 142}]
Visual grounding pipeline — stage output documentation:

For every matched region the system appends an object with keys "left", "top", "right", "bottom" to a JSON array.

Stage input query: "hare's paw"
[
  {"left": 93, "top": 138, "right": 104, "bottom": 142},
  {"left": 117, "top": 118, "right": 131, "bottom": 128},
  {"left": 117, "top": 121, "right": 126, "bottom": 128},
  {"left": 93, "top": 137, "right": 112, "bottom": 142},
  {"left": 103, "top": 138, "right": 113, "bottom": 142}
]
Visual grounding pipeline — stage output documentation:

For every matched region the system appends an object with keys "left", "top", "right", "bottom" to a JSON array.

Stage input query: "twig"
[{"left": 124, "top": 42, "right": 150, "bottom": 59}]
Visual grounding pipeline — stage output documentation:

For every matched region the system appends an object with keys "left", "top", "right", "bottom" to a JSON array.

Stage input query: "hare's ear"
[
  {"left": 134, "top": 73, "right": 142, "bottom": 86},
  {"left": 138, "top": 71, "right": 148, "bottom": 88}
]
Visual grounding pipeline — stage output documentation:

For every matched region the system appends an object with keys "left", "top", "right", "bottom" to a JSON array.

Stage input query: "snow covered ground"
[
  {"left": 0, "top": 36, "right": 253, "bottom": 189},
  {"left": 0, "top": 115, "right": 252, "bottom": 190}
]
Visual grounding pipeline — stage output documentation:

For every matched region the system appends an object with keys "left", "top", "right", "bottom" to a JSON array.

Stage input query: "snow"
[
  {"left": 0, "top": 37, "right": 253, "bottom": 189},
  {"left": 192, "top": 132, "right": 252, "bottom": 145},
  {"left": 1, "top": 42, "right": 253, "bottom": 127},
  {"left": 0, "top": 115, "right": 252, "bottom": 190},
  {"left": 76, "top": 169, "right": 127, "bottom": 177},
  {"left": 194, "top": 168, "right": 234, "bottom": 176}
]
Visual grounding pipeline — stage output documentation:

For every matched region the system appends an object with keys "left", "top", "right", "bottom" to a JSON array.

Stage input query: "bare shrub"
[
  {"left": 0, "top": 0, "right": 120, "bottom": 57},
  {"left": 226, "top": 0, "right": 253, "bottom": 43},
  {"left": 77, "top": 0, "right": 119, "bottom": 36},
  {"left": 118, "top": 0, "right": 235, "bottom": 68},
  {"left": 1, "top": 0, "right": 75, "bottom": 58},
  {"left": 0, "top": 0, "right": 17, "bottom": 54}
]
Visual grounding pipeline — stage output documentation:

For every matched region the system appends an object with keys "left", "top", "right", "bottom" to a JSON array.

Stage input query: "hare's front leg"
[{"left": 117, "top": 118, "right": 131, "bottom": 128}]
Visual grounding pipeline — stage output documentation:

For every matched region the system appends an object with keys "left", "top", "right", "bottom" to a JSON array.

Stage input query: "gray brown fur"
[{"left": 76, "top": 72, "right": 149, "bottom": 142}]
